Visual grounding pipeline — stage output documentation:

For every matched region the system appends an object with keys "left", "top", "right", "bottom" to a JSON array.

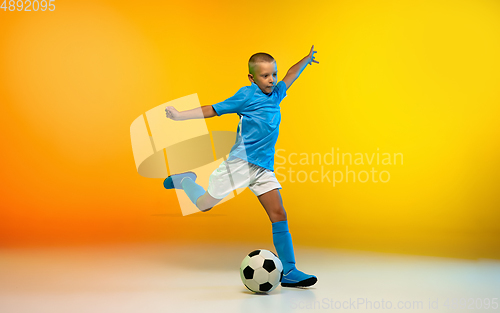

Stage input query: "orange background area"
[{"left": 1, "top": 0, "right": 499, "bottom": 259}]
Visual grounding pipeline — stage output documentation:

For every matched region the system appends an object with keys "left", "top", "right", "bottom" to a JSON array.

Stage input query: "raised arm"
[
  {"left": 282, "top": 45, "right": 319, "bottom": 90},
  {"left": 165, "top": 105, "right": 217, "bottom": 121}
]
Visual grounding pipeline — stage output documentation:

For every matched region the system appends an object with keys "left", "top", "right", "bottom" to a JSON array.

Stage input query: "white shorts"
[{"left": 207, "top": 157, "right": 282, "bottom": 199}]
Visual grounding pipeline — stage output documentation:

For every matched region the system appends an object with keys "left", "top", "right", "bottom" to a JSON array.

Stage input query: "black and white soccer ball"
[{"left": 240, "top": 249, "right": 283, "bottom": 293}]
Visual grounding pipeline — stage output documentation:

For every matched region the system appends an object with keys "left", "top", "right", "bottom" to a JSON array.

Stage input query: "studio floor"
[{"left": 1, "top": 242, "right": 499, "bottom": 313}]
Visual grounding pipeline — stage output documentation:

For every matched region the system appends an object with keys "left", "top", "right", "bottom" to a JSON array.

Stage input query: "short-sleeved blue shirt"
[{"left": 212, "top": 81, "right": 287, "bottom": 171}]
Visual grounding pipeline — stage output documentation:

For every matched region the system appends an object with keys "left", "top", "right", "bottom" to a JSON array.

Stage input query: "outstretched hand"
[
  {"left": 307, "top": 45, "right": 319, "bottom": 65},
  {"left": 165, "top": 106, "right": 180, "bottom": 120}
]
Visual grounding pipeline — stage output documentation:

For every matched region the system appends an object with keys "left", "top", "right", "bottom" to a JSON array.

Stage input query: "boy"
[{"left": 164, "top": 46, "right": 319, "bottom": 287}]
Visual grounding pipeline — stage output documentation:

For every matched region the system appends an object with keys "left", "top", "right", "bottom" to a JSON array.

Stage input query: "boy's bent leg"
[
  {"left": 257, "top": 189, "right": 317, "bottom": 288},
  {"left": 194, "top": 191, "right": 221, "bottom": 212},
  {"left": 180, "top": 177, "right": 221, "bottom": 212}
]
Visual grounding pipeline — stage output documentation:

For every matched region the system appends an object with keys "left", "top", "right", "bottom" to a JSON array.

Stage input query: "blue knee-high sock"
[
  {"left": 272, "top": 220, "right": 296, "bottom": 275},
  {"left": 181, "top": 177, "right": 205, "bottom": 206}
]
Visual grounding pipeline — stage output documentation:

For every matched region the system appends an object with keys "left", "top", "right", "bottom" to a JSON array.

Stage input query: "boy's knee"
[
  {"left": 201, "top": 206, "right": 213, "bottom": 212},
  {"left": 197, "top": 199, "right": 213, "bottom": 212},
  {"left": 196, "top": 194, "right": 219, "bottom": 212},
  {"left": 196, "top": 200, "right": 211, "bottom": 212},
  {"left": 271, "top": 205, "right": 287, "bottom": 221}
]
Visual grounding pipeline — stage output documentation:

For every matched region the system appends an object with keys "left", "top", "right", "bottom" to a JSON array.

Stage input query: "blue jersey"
[{"left": 212, "top": 81, "right": 287, "bottom": 171}]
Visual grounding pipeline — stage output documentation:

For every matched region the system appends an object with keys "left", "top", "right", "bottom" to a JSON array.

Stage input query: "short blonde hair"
[{"left": 248, "top": 53, "right": 275, "bottom": 76}]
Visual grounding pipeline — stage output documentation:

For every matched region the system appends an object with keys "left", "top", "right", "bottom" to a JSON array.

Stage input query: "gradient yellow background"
[{"left": 1, "top": 0, "right": 499, "bottom": 259}]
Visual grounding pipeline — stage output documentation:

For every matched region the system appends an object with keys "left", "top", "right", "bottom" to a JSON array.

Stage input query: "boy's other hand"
[
  {"left": 165, "top": 106, "right": 180, "bottom": 120},
  {"left": 307, "top": 45, "right": 319, "bottom": 65}
]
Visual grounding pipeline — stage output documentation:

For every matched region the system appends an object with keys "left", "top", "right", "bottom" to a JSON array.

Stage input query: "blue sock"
[
  {"left": 272, "top": 220, "right": 296, "bottom": 275},
  {"left": 181, "top": 177, "right": 205, "bottom": 207}
]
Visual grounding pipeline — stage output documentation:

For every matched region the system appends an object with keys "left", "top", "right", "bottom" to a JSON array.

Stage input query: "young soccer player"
[{"left": 164, "top": 46, "right": 319, "bottom": 287}]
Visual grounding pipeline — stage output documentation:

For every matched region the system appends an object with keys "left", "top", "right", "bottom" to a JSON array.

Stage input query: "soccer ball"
[{"left": 240, "top": 249, "right": 283, "bottom": 293}]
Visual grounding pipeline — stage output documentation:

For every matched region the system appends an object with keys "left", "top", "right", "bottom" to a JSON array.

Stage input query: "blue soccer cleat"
[
  {"left": 281, "top": 268, "right": 317, "bottom": 288},
  {"left": 163, "top": 172, "right": 197, "bottom": 189}
]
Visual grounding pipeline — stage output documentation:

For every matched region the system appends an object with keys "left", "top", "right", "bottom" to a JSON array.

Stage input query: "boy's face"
[{"left": 248, "top": 61, "right": 278, "bottom": 95}]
